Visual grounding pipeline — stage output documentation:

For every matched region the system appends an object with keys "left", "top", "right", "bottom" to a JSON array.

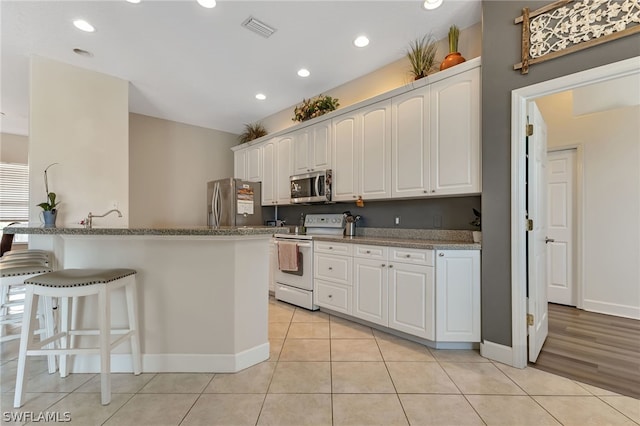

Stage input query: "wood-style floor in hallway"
[{"left": 533, "top": 303, "right": 640, "bottom": 399}]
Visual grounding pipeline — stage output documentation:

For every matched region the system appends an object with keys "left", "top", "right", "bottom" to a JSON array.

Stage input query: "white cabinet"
[
  {"left": 314, "top": 242, "right": 352, "bottom": 314},
  {"left": 262, "top": 136, "right": 293, "bottom": 206},
  {"left": 246, "top": 144, "right": 262, "bottom": 183},
  {"left": 292, "top": 121, "right": 331, "bottom": 174},
  {"left": 430, "top": 67, "right": 481, "bottom": 195},
  {"left": 391, "top": 66, "right": 481, "bottom": 198},
  {"left": 261, "top": 139, "right": 276, "bottom": 205},
  {"left": 313, "top": 240, "right": 480, "bottom": 343},
  {"left": 388, "top": 262, "right": 435, "bottom": 340},
  {"left": 332, "top": 113, "right": 359, "bottom": 201},
  {"left": 332, "top": 100, "right": 392, "bottom": 202},
  {"left": 435, "top": 250, "right": 480, "bottom": 342},
  {"left": 234, "top": 148, "right": 247, "bottom": 180},
  {"left": 269, "top": 239, "right": 276, "bottom": 293},
  {"left": 353, "top": 245, "right": 389, "bottom": 326},
  {"left": 276, "top": 136, "right": 293, "bottom": 205},
  {"left": 391, "top": 87, "right": 430, "bottom": 197}
]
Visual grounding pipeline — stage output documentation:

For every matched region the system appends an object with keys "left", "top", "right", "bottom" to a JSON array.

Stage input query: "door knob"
[{"left": 545, "top": 237, "right": 555, "bottom": 244}]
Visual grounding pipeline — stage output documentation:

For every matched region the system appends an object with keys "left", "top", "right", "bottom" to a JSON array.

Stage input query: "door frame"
[
  {"left": 510, "top": 56, "right": 640, "bottom": 368},
  {"left": 547, "top": 145, "right": 584, "bottom": 309}
]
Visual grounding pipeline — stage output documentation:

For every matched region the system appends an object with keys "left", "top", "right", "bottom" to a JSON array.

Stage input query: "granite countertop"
[
  {"left": 3, "top": 225, "right": 282, "bottom": 237},
  {"left": 312, "top": 235, "right": 480, "bottom": 250}
]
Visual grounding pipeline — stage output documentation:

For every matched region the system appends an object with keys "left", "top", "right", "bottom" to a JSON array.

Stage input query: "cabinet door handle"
[
  {"left": 328, "top": 267, "right": 333, "bottom": 270},
  {"left": 439, "top": 253, "right": 444, "bottom": 257},
  {"left": 423, "top": 190, "right": 427, "bottom": 193},
  {"left": 381, "top": 264, "right": 386, "bottom": 267},
  {"left": 431, "top": 190, "right": 436, "bottom": 193},
  {"left": 406, "top": 254, "right": 411, "bottom": 258},
  {"left": 545, "top": 237, "right": 555, "bottom": 244},
  {"left": 328, "top": 294, "right": 333, "bottom": 298},
  {"left": 328, "top": 246, "right": 333, "bottom": 250},
  {"left": 389, "top": 264, "right": 394, "bottom": 268},
  {"left": 366, "top": 250, "right": 371, "bottom": 254}
]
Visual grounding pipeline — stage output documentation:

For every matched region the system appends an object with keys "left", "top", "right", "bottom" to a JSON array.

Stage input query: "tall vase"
[
  {"left": 43, "top": 210, "right": 57, "bottom": 227},
  {"left": 440, "top": 52, "right": 466, "bottom": 71}
]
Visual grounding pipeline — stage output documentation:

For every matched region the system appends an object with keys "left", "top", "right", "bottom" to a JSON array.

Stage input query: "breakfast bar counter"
[{"left": 5, "top": 225, "right": 278, "bottom": 374}]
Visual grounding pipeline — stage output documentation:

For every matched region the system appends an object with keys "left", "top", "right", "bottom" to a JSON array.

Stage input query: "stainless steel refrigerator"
[{"left": 207, "top": 178, "right": 263, "bottom": 227}]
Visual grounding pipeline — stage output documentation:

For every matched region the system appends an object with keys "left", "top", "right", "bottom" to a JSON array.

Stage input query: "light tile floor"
[{"left": 1, "top": 298, "right": 638, "bottom": 425}]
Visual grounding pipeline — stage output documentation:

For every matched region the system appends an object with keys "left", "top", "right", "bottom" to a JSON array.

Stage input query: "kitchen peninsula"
[{"left": 5, "top": 225, "right": 277, "bottom": 373}]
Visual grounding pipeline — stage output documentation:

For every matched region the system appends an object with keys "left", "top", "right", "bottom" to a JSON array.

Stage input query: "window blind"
[{"left": 0, "top": 162, "right": 29, "bottom": 222}]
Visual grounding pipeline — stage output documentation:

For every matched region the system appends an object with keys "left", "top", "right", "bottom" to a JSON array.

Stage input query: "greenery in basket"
[
  {"left": 407, "top": 34, "right": 438, "bottom": 80},
  {"left": 448, "top": 25, "right": 460, "bottom": 53},
  {"left": 293, "top": 95, "right": 339, "bottom": 122},
  {"left": 238, "top": 122, "right": 268, "bottom": 144},
  {"left": 37, "top": 163, "right": 60, "bottom": 211}
]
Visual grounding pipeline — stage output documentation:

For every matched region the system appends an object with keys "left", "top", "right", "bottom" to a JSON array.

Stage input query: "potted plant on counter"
[
  {"left": 406, "top": 34, "right": 438, "bottom": 80},
  {"left": 470, "top": 208, "right": 481, "bottom": 243},
  {"left": 440, "top": 25, "right": 466, "bottom": 71},
  {"left": 37, "top": 163, "right": 60, "bottom": 227}
]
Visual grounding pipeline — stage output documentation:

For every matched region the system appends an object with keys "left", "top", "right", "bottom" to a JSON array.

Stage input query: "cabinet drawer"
[
  {"left": 389, "top": 247, "right": 434, "bottom": 266},
  {"left": 315, "top": 280, "right": 351, "bottom": 314},
  {"left": 314, "top": 253, "right": 352, "bottom": 284},
  {"left": 314, "top": 241, "right": 352, "bottom": 255},
  {"left": 354, "top": 244, "right": 388, "bottom": 260}
]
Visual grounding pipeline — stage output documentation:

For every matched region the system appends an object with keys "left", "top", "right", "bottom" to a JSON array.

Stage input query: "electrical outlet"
[
  {"left": 433, "top": 215, "right": 442, "bottom": 229},
  {"left": 394, "top": 216, "right": 401, "bottom": 226}
]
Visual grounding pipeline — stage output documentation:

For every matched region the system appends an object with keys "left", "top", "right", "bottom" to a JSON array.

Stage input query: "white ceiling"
[{"left": 1, "top": 0, "right": 481, "bottom": 137}]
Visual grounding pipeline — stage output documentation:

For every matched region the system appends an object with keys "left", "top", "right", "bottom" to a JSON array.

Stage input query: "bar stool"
[{"left": 13, "top": 268, "right": 141, "bottom": 408}]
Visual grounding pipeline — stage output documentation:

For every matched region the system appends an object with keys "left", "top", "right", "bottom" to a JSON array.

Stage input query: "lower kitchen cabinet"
[
  {"left": 435, "top": 250, "right": 481, "bottom": 342},
  {"left": 313, "top": 242, "right": 480, "bottom": 344},
  {"left": 388, "top": 262, "right": 435, "bottom": 340},
  {"left": 353, "top": 258, "right": 388, "bottom": 326}
]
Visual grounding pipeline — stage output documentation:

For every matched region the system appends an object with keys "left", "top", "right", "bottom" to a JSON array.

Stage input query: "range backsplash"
[{"left": 267, "top": 196, "right": 481, "bottom": 230}]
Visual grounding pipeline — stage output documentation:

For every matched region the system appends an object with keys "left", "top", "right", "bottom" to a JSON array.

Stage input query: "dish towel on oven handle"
[{"left": 278, "top": 241, "right": 299, "bottom": 272}]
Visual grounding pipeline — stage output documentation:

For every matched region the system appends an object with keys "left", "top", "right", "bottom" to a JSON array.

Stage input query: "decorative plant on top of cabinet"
[
  {"left": 293, "top": 94, "right": 340, "bottom": 122},
  {"left": 406, "top": 34, "right": 438, "bottom": 80},
  {"left": 440, "top": 25, "right": 466, "bottom": 71},
  {"left": 238, "top": 122, "right": 268, "bottom": 144}
]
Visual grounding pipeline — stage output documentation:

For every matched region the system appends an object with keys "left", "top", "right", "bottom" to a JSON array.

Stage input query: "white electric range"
[{"left": 273, "top": 213, "right": 345, "bottom": 310}]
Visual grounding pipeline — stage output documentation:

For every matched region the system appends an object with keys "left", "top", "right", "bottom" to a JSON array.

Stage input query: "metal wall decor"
[{"left": 514, "top": 0, "right": 640, "bottom": 74}]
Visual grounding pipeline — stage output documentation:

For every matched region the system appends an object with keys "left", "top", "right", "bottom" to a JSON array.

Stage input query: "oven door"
[{"left": 274, "top": 240, "right": 313, "bottom": 291}]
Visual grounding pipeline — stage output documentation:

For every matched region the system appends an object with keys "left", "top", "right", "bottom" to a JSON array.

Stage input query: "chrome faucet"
[{"left": 85, "top": 209, "right": 122, "bottom": 229}]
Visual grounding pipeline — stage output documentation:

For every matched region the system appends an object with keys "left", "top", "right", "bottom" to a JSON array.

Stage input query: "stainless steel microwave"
[{"left": 290, "top": 169, "right": 332, "bottom": 204}]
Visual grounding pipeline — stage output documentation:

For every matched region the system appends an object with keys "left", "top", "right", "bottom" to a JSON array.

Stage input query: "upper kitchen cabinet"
[
  {"left": 430, "top": 67, "right": 481, "bottom": 195},
  {"left": 234, "top": 147, "right": 247, "bottom": 180},
  {"left": 391, "top": 87, "right": 431, "bottom": 198},
  {"left": 262, "top": 136, "right": 293, "bottom": 206},
  {"left": 332, "top": 100, "right": 392, "bottom": 202},
  {"left": 246, "top": 144, "right": 262, "bottom": 183},
  {"left": 292, "top": 121, "right": 332, "bottom": 174}
]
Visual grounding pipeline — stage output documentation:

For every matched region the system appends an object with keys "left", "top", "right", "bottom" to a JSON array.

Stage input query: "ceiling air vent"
[{"left": 241, "top": 16, "right": 276, "bottom": 38}]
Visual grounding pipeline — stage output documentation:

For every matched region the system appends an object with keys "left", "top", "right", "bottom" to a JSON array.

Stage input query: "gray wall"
[
  {"left": 270, "top": 196, "right": 481, "bottom": 230},
  {"left": 481, "top": 1, "right": 640, "bottom": 346}
]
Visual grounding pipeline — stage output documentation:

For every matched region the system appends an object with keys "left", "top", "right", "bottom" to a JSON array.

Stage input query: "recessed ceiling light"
[
  {"left": 255, "top": 93, "right": 266, "bottom": 100},
  {"left": 197, "top": 0, "right": 216, "bottom": 8},
  {"left": 354, "top": 35, "right": 370, "bottom": 48},
  {"left": 73, "top": 19, "right": 95, "bottom": 33},
  {"left": 126, "top": 0, "right": 141, "bottom": 3},
  {"left": 423, "top": 0, "right": 443, "bottom": 10},
  {"left": 73, "top": 48, "right": 93, "bottom": 57},
  {"left": 297, "top": 68, "right": 310, "bottom": 78}
]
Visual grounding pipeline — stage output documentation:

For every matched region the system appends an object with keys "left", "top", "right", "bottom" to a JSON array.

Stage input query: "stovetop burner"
[{"left": 274, "top": 213, "right": 345, "bottom": 240}]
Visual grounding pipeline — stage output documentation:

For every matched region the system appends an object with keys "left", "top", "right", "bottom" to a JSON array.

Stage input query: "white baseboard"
[
  {"left": 480, "top": 340, "right": 515, "bottom": 366},
  {"left": 582, "top": 299, "right": 640, "bottom": 320},
  {"left": 69, "top": 343, "right": 270, "bottom": 373}
]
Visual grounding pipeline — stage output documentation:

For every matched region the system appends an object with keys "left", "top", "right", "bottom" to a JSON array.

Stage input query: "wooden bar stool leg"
[
  {"left": 98, "top": 284, "right": 111, "bottom": 405},
  {"left": 13, "top": 287, "right": 38, "bottom": 408},
  {"left": 125, "top": 278, "right": 141, "bottom": 375}
]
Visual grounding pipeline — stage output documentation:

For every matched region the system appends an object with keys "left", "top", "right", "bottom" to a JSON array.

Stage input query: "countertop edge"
[
  {"left": 310, "top": 235, "right": 481, "bottom": 250},
  {"left": 3, "top": 226, "right": 281, "bottom": 237}
]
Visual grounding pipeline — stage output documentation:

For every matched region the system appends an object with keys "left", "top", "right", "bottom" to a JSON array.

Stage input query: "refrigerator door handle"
[{"left": 212, "top": 182, "right": 221, "bottom": 227}]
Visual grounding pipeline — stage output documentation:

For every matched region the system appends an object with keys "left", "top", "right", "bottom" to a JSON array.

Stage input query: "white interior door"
[
  {"left": 547, "top": 149, "right": 576, "bottom": 306},
  {"left": 527, "top": 101, "right": 549, "bottom": 363}
]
